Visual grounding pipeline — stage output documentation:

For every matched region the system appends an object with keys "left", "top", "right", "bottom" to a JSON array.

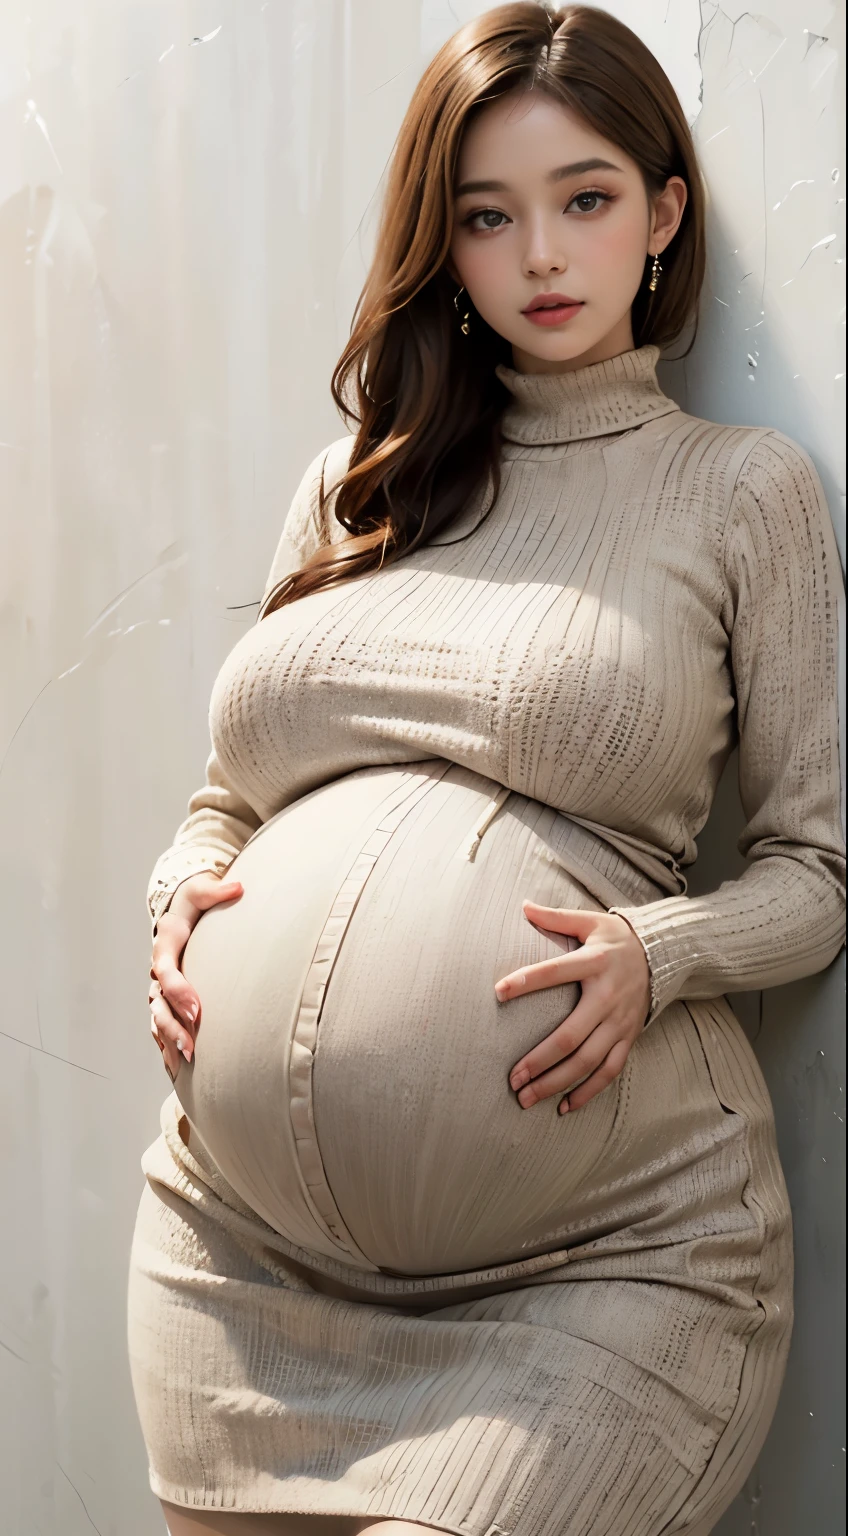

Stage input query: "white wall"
[{"left": 0, "top": 3, "right": 843, "bottom": 1532}]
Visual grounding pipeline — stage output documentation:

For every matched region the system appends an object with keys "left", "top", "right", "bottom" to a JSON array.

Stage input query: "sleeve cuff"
[{"left": 148, "top": 852, "right": 234, "bottom": 936}]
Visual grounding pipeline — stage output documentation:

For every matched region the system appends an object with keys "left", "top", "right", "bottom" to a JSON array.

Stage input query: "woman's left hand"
[{"left": 495, "top": 901, "right": 652, "bottom": 1114}]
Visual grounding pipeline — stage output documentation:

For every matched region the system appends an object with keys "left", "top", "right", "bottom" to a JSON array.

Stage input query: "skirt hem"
[{"left": 150, "top": 1473, "right": 476, "bottom": 1534}]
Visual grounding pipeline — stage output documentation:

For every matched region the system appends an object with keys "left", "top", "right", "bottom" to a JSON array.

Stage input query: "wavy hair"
[{"left": 259, "top": 2, "right": 706, "bottom": 620}]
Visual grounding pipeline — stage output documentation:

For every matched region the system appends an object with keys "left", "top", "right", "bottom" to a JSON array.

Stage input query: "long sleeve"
[
  {"left": 609, "top": 428, "right": 846, "bottom": 1027},
  {"left": 146, "top": 442, "right": 347, "bottom": 935}
]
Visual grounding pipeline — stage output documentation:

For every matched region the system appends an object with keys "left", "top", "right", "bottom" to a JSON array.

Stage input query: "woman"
[{"left": 128, "top": 5, "right": 845, "bottom": 1535}]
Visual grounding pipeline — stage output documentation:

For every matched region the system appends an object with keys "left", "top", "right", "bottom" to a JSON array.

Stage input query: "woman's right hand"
[{"left": 148, "top": 871, "right": 244, "bottom": 1079}]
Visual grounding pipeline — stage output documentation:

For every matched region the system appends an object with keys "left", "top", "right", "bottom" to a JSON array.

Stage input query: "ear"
[{"left": 649, "top": 175, "right": 687, "bottom": 255}]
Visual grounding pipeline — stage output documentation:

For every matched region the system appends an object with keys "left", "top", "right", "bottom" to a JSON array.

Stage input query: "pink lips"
[
  {"left": 522, "top": 291, "right": 583, "bottom": 313},
  {"left": 522, "top": 292, "right": 584, "bottom": 327}
]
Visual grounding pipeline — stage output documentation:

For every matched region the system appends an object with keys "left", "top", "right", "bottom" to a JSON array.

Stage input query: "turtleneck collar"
[{"left": 496, "top": 343, "right": 678, "bottom": 447}]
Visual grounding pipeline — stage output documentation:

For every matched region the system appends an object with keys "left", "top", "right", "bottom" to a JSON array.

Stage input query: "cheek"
[
  {"left": 583, "top": 215, "right": 646, "bottom": 283},
  {"left": 450, "top": 233, "right": 510, "bottom": 299}
]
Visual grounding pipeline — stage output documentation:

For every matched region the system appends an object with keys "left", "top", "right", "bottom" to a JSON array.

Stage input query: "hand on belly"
[{"left": 496, "top": 901, "right": 652, "bottom": 1115}]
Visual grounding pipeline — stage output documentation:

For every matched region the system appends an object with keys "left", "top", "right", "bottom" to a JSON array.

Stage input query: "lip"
[{"left": 522, "top": 291, "right": 583, "bottom": 313}]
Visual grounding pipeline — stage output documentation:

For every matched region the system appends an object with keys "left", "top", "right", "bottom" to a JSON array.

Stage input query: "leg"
[
  {"left": 160, "top": 1503, "right": 362, "bottom": 1535},
  {"left": 353, "top": 1526, "right": 446, "bottom": 1534}
]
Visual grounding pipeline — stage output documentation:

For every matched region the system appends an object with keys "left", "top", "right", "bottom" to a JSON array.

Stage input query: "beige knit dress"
[{"left": 127, "top": 345, "right": 845, "bottom": 1535}]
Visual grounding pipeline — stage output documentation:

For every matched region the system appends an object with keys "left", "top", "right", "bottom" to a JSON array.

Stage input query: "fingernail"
[
  {"left": 510, "top": 1068, "right": 530, "bottom": 1089},
  {"left": 558, "top": 1098, "right": 569, "bottom": 1114},
  {"left": 495, "top": 984, "right": 508, "bottom": 1001},
  {"left": 518, "top": 1086, "right": 535, "bottom": 1108},
  {"left": 185, "top": 1003, "right": 198, "bottom": 1023}
]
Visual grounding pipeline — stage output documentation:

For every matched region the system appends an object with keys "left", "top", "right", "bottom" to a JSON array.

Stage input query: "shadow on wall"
[
  {"left": 660, "top": 202, "right": 846, "bottom": 560},
  {"left": 660, "top": 249, "right": 846, "bottom": 1536}
]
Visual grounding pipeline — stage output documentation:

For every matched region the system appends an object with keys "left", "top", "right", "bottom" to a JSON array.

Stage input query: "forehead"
[{"left": 454, "top": 91, "right": 630, "bottom": 183}]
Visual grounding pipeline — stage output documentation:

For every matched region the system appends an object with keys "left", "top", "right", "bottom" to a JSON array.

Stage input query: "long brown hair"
[{"left": 259, "top": 2, "right": 706, "bottom": 620}]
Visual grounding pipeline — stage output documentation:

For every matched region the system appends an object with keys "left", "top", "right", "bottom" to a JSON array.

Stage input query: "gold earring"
[
  {"left": 648, "top": 253, "right": 663, "bottom": 293},
  {"left": 453, "top": 286, "right": 471, "bottom": 336}
]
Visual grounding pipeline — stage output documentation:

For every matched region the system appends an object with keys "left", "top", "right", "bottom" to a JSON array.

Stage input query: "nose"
[{"left": 522, "top": 215, "right": 567, "bottom": 279}]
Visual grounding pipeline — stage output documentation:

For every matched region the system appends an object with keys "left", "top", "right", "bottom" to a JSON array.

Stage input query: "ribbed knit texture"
[
  {"left": 149, "top": 343, "right": 845, "bottom": 1024},
  {"left": 129, "top": 344, "right": 844, "bottom": 1532}
]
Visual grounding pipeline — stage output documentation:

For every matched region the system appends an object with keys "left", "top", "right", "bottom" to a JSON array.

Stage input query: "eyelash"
[{"left": 462, "top": 189, "right": 614, "bottom": 232}]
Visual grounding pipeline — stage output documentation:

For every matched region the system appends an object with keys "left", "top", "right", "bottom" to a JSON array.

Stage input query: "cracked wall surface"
[{"left": 0, "top": 3, "right": 843, "bottom": 1533}]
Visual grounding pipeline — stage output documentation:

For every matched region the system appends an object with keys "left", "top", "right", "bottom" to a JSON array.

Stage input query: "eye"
[
  {"left": 567, "top": 189, "right": 614, "bottom": 215},
  {"left": 463, "top": 208, "right": 511, "bottom": 232},
  {"left": 459, "top": 190, "right": 614, "bottom": 230}
]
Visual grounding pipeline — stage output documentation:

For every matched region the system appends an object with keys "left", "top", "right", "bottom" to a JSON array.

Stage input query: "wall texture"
[{"left": 0, "top": 3, "right": 843, "bottom": 1533}]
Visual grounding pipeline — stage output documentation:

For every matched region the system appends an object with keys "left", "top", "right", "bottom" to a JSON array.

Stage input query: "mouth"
[{"left": 521, "top": 293, "right": 584, "bottom": 327}]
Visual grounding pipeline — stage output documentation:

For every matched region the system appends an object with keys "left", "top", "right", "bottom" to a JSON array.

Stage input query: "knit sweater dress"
[{"left": 127, "top": 345, "right": 845, "bottom": 1536}]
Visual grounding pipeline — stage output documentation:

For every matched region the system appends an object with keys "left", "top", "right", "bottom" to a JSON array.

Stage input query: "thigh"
[
  {"left": 160, "top": 1504, "right": 361, "bottom": 1535},
  {"left": 352, "top": 1526, "right": 448, "bottom": 1534}
]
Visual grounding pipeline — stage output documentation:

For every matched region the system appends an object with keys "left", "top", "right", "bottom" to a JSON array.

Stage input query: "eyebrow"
[{"left": 454, "top": 157, "right": 624, "bottom": 196}]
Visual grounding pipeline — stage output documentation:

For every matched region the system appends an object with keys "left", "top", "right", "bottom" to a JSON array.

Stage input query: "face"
[{"left": 448, "top": 91, "right": 687, "bottom": 373}]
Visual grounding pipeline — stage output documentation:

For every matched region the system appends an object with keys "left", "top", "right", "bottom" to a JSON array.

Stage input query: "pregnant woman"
[{"left": 128, "top": 6, "right": 845, "bottom": 1535}]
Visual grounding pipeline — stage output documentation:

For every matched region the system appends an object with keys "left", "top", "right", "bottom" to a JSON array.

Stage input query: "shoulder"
[
  {"left": 290, "top": 433, "right": 356, "bottom": 508},
  {"left": 721, "top": 426, "right": 835, "bottom": 557},
  {"left": 709, "top": 424, "right": 842, "bottom": 602},
  {"left": 657, "top": 406, "right": 816, "bottom": 481},
  {"left": 655, "top": 403, "right": 819, "bottom": 479},
  {"left": 727, "top": 425, "right": 826, "bottom": 505},
  {"left": 661, "top": 409, "right": 832, "bottom": 536},
  {"left": 312, "top": 433, "right": 357, "bottom": 491},
  {"left": 284, "top": 433, "right": 356, "bottom": 551},
  {"left": 630, "top": 404, "right": 774, "bottom": 506}
]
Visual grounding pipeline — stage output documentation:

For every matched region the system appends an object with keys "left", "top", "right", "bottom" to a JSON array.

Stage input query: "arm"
[
  {"left": 609, "top": 429, "right": 846, "bottom": 1027},
  {"left": 146, "top": 438, "right": 352, "bottom": 936}
]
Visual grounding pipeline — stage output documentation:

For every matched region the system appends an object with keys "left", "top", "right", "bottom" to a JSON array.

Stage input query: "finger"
[
  {"left": 204, "top": 877, "right": 243, "bottom": 906},
  {"left": 560, "top": 1038, "right": 631, "bottom": 1114},
  {"left": 150, "top": 994, "right": 183, "bottom": 1078},
  {"left": 152, "top": 952, "right": 200, "bottom": 1032},
  {"left": 508, "top": 997, "right": 606, "bottom": 1090},
  {"left": 152, "top": 1013, "right": 179, "bottom": 1081},
  {"left": 148, "top": 980, "right": 188, "bottom": 1050},
  {"left": 151, "top": 914, "right": 192, "bottom": 983},
  {"left": 150, "top": 993, "right": 193, "bottom": 1071},
  {"left": 150, "top": 990, "right": 193, "bottom": 1057},
  {"left": 522, "top": 902, "right": 599, "bottom": 942},
  {"left": 494, "top": 944, "right": 603, "bottom": 1001},
  {"left": 149, "top": 1014, "right": 175, "bottom": 1084},
  {"left": 513, "top": 1022, "right": 618, "bottom": 1107},
  {"left": 170, "top": 878, "right": 244, "bottom": 920}
]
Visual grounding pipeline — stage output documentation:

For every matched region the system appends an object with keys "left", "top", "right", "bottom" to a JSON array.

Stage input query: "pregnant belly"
[{"left": 175, "top": 760, "right": 621, "bottom": 1277}]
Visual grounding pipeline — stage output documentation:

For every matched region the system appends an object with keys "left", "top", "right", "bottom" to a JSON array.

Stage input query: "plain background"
[{"left": 0, "top": 2, "right": 844, "bottom": 1532}]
